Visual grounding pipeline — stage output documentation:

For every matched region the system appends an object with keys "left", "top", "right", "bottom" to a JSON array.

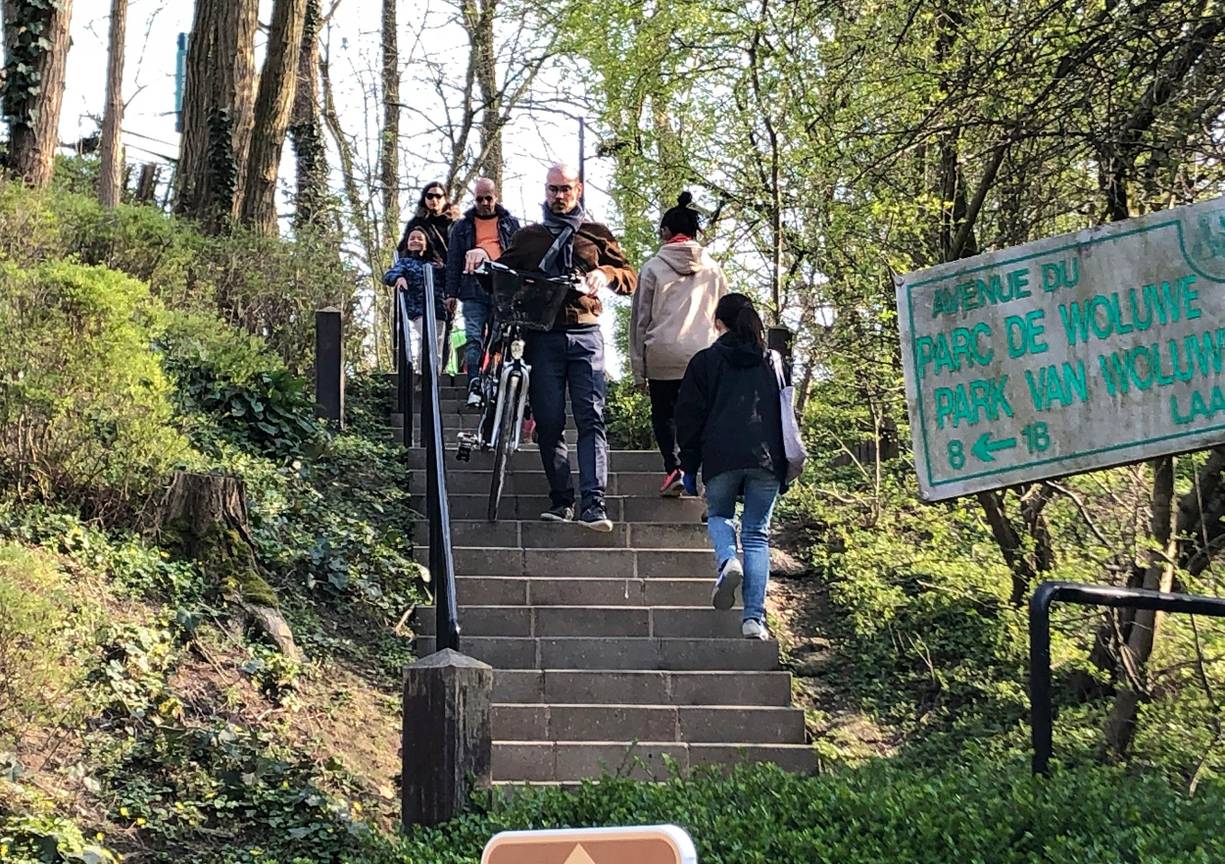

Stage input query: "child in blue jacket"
[{"left": 384, "top": 228, "right": 451, "bottom": 367}]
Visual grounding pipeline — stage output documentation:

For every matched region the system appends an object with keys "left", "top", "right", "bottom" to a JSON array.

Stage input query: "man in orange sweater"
[{"left": 446, "top": 177, "right": 522, "bottom": 402}]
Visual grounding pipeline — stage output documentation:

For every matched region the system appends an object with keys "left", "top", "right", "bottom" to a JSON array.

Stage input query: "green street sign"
[{"left": 896, "top": 195, "right": 1225, "bottom": 501}]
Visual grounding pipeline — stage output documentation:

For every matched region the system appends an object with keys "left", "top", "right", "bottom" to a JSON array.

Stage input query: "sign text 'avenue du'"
[{"left": 896, "top": 196, "right": 1225, "bottom": 501}]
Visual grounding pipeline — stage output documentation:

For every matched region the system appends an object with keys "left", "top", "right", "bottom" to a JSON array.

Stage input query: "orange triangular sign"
[{"left": 563, "top": 844, "right": 598, "bottom": 864}]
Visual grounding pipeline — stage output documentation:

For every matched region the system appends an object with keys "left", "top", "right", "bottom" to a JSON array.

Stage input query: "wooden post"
[
  {"left": 401, "top": 649, "right": 492, "bottom": 827},
  {"left": 135, "top": 164, "right": 159, "bottom": 203},
  {"left": 314, "top": 307, "right": 344, "bottom": 428}
]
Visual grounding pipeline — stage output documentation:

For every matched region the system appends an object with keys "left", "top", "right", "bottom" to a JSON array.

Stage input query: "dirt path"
[{"left": 767, "top": 549, "right": 900, "bottom": 765}]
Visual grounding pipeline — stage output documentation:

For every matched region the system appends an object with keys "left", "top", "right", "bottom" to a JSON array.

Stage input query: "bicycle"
[{"left": 454, "top": 261, "right": 579, "bottom": 522}]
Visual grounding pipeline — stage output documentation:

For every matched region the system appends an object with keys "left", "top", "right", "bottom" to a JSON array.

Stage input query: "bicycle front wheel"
[{"left": 487, "top": 372, "right": 523, "bottom": 523}]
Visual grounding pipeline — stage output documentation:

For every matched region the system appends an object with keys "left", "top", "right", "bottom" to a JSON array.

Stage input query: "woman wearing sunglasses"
[{"left": 397, "top": 181, "right": 455, "bottom": 265}]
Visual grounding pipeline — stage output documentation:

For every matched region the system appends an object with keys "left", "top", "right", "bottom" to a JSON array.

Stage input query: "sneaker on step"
[
  {"left": 540, "top": 504, "right": 574, "bottom": 523},
  {"left": 465, "top": 380, "right": 483, "bottom": 409},
  {"left": 659, "top": 469, "right": 684, "bottom": 498},
  {"left": 742, "top": 619, "right": 768, "bottom": 640},
  {"left": 711, "top": 557, "right": 743, "bottom": 610},
  {"left": 577, "top": 504, "right": 613, "bottom": 533}
]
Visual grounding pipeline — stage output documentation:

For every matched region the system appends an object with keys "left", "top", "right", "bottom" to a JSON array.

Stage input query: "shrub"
[
  {"left": 55, "top": 193, "right": 202, "bottom": 310},
  {"left": 605, "top": 376, "right": 654, "bottom": 451},
  {"left": 401, "top": 761, "right": 1225, "bottom": 864},
  {"left": 0, "top": 262, "right": 189, "bottom": 514},
  {"left": 0, "top": 179, "right": 360, "bottom": 372},
  {"left": 158, "top": 310, "right": 328, "bottom": 460},
  {"left": 192, "top": 226, "right": 359, "bottom": 372},
  {"left": 0, "top": 543, "right": 98, "bottom": 748}
]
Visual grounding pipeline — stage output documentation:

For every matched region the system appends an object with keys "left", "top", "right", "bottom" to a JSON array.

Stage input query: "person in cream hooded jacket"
[{"left": 630, "top": 192, "right": 729, "bottom": 496}]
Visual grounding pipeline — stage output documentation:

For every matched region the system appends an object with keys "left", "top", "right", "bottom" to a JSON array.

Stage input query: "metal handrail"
[
  {"left": 397, "top": 266, "right": 460, "bottom": 651},
  {"left": 1030, "top": 580, "right": 1225, "bottom": 774}
]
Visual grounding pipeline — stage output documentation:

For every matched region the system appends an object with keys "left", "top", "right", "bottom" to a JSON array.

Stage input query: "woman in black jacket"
[
  {"left": 675, "top": 293, "right": 785, "bottom": 640},
  {"left": 396, "top": 181, "right": 454, "bottom": 264}
]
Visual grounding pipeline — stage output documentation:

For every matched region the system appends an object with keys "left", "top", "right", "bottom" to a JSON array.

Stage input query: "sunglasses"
[
  {"left": 476, "top": 195, "right": 495, "bottom": 202},
  {"left": 425, "top": 191, "right": 445, "bottom": 200},
  {"left": 547, "top": 184, "right": 575, "bottom": 195}
]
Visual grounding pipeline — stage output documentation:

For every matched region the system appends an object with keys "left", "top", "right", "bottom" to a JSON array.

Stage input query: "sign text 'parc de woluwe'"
[{"left": 896, "top": 196, "right": 1225, "bottom": 501}]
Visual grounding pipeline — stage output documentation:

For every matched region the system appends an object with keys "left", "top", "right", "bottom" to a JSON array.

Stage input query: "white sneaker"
[
  {"left": 711, "top": 557, "right": 743, "bottom": 610},
  {"left": 466, "top": 389, "right": 483, "bottom": 409},
  {"left": 742, "top": 619, "right": 768, "bottom": 640}
]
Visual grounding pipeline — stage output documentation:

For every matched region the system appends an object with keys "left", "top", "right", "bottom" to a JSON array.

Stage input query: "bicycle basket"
[{"left": 488, "top": 264, "right": 576, "bottom": 330}]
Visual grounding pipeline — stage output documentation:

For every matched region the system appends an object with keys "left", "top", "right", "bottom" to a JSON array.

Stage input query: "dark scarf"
[{"left": 539, "top": 204, "right": 588, "bottom": 275}]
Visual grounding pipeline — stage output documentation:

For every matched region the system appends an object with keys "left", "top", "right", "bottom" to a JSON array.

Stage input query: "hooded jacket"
[
  {"left": 496, "top": 217, "right": 637, "bottom": 328},
  {"left": 444, "top": 205, "right": 521, "bottom": 302},
  {"left": 629, "top": 240, "right": 728, "bottom": 382},
  {"left": 675, "top": 332, "right": 786, "bottom": 484}
]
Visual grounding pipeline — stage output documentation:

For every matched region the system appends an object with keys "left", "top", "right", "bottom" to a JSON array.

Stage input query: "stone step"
[
  {"left": 492, "top": 669, "right": 793, "bottom": 706},
  {"left": 415, "top": 605, "right": 742, "bottom": 638},
  {"left": 453, "top": 576, "right": 727, "bottom": 608},
  {"left": 413, "top": 520, "right": 708, "bottom": 550},
  {"left": 416, "top": 547, "right": 713, "bottom": 579},
  {"left": 410, "top": 470, "right": 687, "bottom": 498},
  {"left": 492, "top": 741, "right": 816, "bottom": 782},
  {"left": 405, "top": 448, "right": 664, "bottom": 473},
  {"left": 491, "top": 704, "right": 806, "bottom": 744},
  {"left": 444, "top": 494, "right": 705, "bottom": 523},
  {"left": 415, "top": 636, "right": 776, "bottom": 670}
]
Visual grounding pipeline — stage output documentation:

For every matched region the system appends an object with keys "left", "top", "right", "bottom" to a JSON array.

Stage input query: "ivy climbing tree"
[{"left": 1, "top": 0, "right": 73, "bottom": 188}]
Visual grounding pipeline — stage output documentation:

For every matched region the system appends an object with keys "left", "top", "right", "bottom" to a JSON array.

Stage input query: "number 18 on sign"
[{"left": 896, "top": 196, "right": 1225, "bottom": 501}]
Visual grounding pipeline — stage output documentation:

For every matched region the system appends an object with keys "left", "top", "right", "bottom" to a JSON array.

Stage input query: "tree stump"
[{"left": 162, "top": 471, "right": 300, "bottom": 660}]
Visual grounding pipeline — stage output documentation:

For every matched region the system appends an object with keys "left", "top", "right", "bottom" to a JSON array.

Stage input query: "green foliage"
[
  {"left": 94, "top": 721, "right": 380, "bottom": 864},
  {"left": 0, "top": 501, "right": 206, "bottom": 605},
  {"left": 158, "top": 311, "right": 328, "bottom": 460},
  {"left": 398, "top": 762, "right": 1225, "bottom": 864},
  {"left": 0, "top": 179, "right": 358, "bottom": 372},
  {"left": 0, "top": 261, "right": 188, "bottom": 513},
  {"left": 604, "top": 376, "right": 654, "bottom": 451},
  {"left": 0, "top": 544, "right": 98, "bottom": 747},
  {"left": 0, "top": 808, "right": 118, "bottom": 864}
]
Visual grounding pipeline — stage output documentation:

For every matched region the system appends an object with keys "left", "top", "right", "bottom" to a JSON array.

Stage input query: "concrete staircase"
[{"left": 400, "top": 377, "right": 815, "bottom": 783}]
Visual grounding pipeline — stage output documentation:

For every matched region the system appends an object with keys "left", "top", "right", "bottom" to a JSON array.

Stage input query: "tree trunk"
[
  {"left": 380, "top": 0, "right": 401, "bottom": 249},
  {"left": 240, "top": 0, "right": 308, "bottom": 235},
  {"left": 471, "top": 0, "right": 501, "bottom": 190},
  {"left": 1104, "top": 456, "right": 1177, "bottom": 757},
  {"left": 175, "top": 0, "right": 258, "bottom": 231},
  {"left": 134, "top": 163, "right": 159, "bottom": 203},
  {"left": 97, "top": 0, "right": 128, "bottom": 208},
  {"left": 2, "top": 0, "right": 73, "bottom": 188},
  {"left": 290, "top": 0, "right": 328, "bottom": 230},
  {"left": 162, "top": 471, "right": 300, "bottom": 660}
]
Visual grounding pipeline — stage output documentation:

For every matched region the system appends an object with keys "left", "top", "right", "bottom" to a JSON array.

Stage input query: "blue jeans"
[
  {"left": 462, "top": 298, "right": 493, "bottom": 385},
  {"left": 526, "top": 327, "right": 608, "bottom": 510},
  {"left": 704, "top": 468, "right": 780, "bottom": 623}
]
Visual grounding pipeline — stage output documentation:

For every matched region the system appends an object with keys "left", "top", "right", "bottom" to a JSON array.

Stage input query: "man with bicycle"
[{"left": 463, "top": 163, "right": 636, "bottom": 531}]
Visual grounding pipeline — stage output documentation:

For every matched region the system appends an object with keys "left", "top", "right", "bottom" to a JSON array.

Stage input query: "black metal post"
[
  {"left": 1029, "top": 580, "right": 1225, "bottom": 774},
  {"left": 396, "top": 287, "right": 413, "bottom": 449},
  {"left": 1029, "top": 583, "right": 1055, "bottom": 775}
]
